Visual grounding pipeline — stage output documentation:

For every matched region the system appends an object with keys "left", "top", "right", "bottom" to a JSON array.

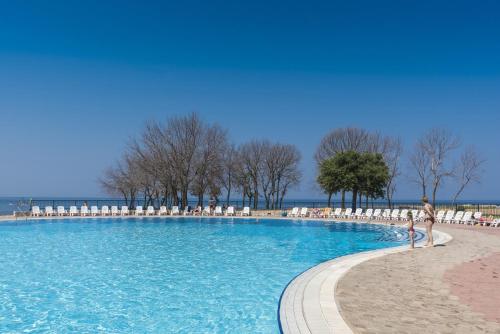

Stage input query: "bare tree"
[
  {"left": 191, "top": 124, "right": 228, "bottom": 206},
  {"left": 314, "top": 127, "right": 371, "bottom": 163},
  {"left": 418, "top": 128, "right": 461, "bottom": 206},
  {"left": 239, "top": 140, "right": 268, "bottom": 210},
  {"left": 220, "top": 144, "right": 238, "bottom": 205},
  {"left": 162, "top": 113, "right": 205, "bottom": 208},
  {"left": 409, "top": 142, "right": 430, "bottom": 198},
  {"left": 452, "top": 146, "right": 485, "bottom": 205},
  {"left": 99, "top": 153, "right": 140, "bottom": 207}
]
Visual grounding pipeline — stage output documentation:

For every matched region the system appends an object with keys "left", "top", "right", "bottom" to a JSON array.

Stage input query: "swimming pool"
[{"left": 0, "top": 217, "right": 421, "bottom": 333}]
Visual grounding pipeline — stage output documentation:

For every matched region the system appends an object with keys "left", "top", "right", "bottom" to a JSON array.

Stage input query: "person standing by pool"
[
  {"left": 422, "top": 196, "right": 435, "bottom": 247},
  {"left": 407, "top": 211, "right": 415, "bottom": 249}
]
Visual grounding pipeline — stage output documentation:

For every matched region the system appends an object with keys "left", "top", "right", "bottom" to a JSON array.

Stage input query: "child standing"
[{"left": 408, "top": 211, "right": 415, "bottom": 249}]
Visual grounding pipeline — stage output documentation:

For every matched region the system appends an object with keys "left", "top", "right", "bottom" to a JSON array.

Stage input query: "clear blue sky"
[{"left": 0, "top": 0, "right": 499, "bottom": 200}]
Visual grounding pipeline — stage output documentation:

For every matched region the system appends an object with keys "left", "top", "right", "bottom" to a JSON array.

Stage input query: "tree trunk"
[
  {"left": 253, "top": 181, "right": 259, "bottom": 210},
  {"left": 341, "top": 190, "right": 346, "bottom": 209},
  {"left": 327, "top": 192, "right": 333, "bottom": 207},
  {"left": 351, "top": 189, "right": 358, "bottom": 210}
]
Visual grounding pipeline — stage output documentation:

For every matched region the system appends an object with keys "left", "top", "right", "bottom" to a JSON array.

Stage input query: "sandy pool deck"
[{"left": 336, "top": 224, "right": 500, "bottom": 333}]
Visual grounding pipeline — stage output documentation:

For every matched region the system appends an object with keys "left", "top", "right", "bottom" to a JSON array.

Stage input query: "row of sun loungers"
[
  {"left": 31, "top": 205, "right": 252, "bottom": 217},
  {"left": 288, "top": 207, "right": 496, "bottom": 226}
]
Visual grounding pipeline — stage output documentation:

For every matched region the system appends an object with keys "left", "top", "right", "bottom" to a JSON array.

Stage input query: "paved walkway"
[{"left": 336, "top": 225, "right": 500, "bottom": 334}]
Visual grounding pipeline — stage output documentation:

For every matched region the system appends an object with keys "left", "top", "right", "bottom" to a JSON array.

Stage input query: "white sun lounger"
[
  {"left": 80, "top": 206, "right": 89, "bottom": 216},
  {"left": 120, "top": 206, "right": 129, "bottom": 216},
  {"left": 390, "top": 209, "right": 400, "bottom": 221},
  {"left": 170, "top": 206, "right": 180, "bottom": 215},
  {"left": 69, "top": 206, "right": 78, "bottom": 216},
  {"left": 145, "top": 206, "right": 154, "bottom": 216},
  {"left": 290, "top": 207, "right": 299, "bottom": 217},
  {"left": 242, "top": 206, "right": 250, "bottom": 216},
  {"left": 332, "top": 208, "right": 342, "bottom": 218},
  {"left": 56, "top": 206, "right": 66, "bottom": 216},
  {"left": 45, "top": 206, "right": 54, "bottom": 216},
  {"left": 101, "top": 206, "right": 110, "bottom": 216},
  {"left": 158, "top": 206, "right": 167, "bottom": 216},
  {"left": 491, "top": 219, "right": 500, "bottom": 227},
  {"left": 372, "top": 209, "right": 382, "bottom": 220},
  {"left": 435, "top": 210, "right": 445, "bottom": 223},
  {"left": 354, "top": 208, "right": 363, "bottom": 219},
  {"left": 111, "top": 206, "right": 119, "bottom": 216},
  {"left": 300, "top": 207, "right": 308, "bottom": 217},
  {"left": 214, "top": 206, "right": 223, "bottom": 216},
  {"left": 90, "top": 206, "right": 100, "bottom": 216},
  {"left": 460, "top": 211, "right": 473, "bottom": 225},
  {"left": 473, "top": 212, "right": 483, "bottom": 225},
  {"left": 342, "top": 208, "right": 352, "bottom": 218},
  {"left": 452, "top": 211, "right": 464, "bottom": 224},
  {"left": 201, "top": 206, "right": 211, "bottom": 216},
  {"left": 410, "top": 209, "right": 419, "bottom": 221},
  {"left": 399, "top": 209, "right": 408, "bottom": 221},
  {"left": 31, "top": 206, "right": 41, "bottom": 216},
  {"left": 364, "top": 208, "right": 373, "bottom": 219},
  {"left": 382, "top": 209, "right": 391, "bottom": 220},
  {"left": 226, "top": 206, "right": 235, "bottom": 216},
  {"left": 443, "top": 210, "right": 455, "bottom": 224},
  {"left": 135, "top": 206, "right": 144, "bottom": 216}
]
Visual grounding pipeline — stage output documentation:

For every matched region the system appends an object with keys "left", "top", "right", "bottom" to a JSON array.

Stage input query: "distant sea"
[{"left": 0, "top": 197, "right": 499, "bottom": 215}]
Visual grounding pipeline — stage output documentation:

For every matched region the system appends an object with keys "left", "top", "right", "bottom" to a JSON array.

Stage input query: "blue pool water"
[{"left": 0, "top": 218, "right": 420, "bottom": 333}]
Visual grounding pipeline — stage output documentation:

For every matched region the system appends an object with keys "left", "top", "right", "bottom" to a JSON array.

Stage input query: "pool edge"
[{"left": 278, "top": 226, "right": 453, "bottom": 334}]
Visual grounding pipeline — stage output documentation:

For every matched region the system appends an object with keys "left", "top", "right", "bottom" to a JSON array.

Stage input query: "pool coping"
[{"left": 278, "top": 226, "right": 453, "bottom": 334}]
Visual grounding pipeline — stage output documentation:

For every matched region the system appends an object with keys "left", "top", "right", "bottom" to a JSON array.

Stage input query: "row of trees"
[
  {"left": 100, "top": 113, "right": 301, "bottom": 210},
  {"left": 101, "top": 115, "right": 484, "bottom": 210}
]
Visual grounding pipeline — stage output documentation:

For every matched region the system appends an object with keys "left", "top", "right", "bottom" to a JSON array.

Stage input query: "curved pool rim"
[{"left": 277, "top": 226, "right": 453, "bottom": 334}]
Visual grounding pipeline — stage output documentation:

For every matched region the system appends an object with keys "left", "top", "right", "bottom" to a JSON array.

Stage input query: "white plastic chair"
[
  {"left": 111, "top": 206, "right": 119, "bottom": 216},
  {"left": 364, "top": 208, "right": 373, "bottom": 219},
  {"left": 290, "top": 207, "right": 299, "bottom": 217},
  {"left": 373, "top": 209, "right": 382, "bottom": 220},
  {"left": 343, "top": 208, "right": 352, "bottom": 218},
  {"left": 354, "top": 208, "right": 363, "bottom": 218},
  {"left": 382, "top": 209, "right": 391, "bottom": 220},
  {"left": 146, "top": 206, "right": 155, "bottom": 216}
]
